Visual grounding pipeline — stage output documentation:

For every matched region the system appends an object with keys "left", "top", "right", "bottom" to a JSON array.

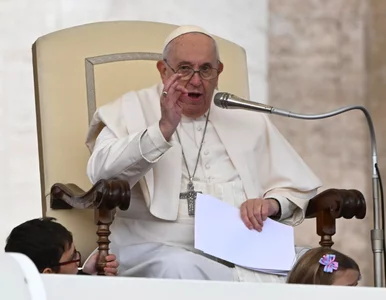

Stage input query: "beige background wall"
[
  {"left": 367, "top": 0, "right": 386, "bottom": 209},
  {"left": 366, "top": 0, "right": 386, "bottom": 285},
  {"left": 268, "top": 0, "right": 386, "bottom": 286}
]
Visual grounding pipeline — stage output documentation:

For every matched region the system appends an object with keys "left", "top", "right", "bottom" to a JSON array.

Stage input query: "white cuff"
[
  {"left": 267, "top": 195, "right": 297, "bottom": 220},
  {"left": 139, "top": 122, "right": 172, "bottom": 163}
]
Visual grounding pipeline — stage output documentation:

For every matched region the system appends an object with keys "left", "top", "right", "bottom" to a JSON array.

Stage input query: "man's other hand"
[{"left": 240, "top": 198, "right": 280, "bottom": 232}]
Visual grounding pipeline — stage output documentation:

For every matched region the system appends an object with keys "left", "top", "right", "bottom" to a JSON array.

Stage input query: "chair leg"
[
  {"left": 95, "top": 209, "right": 114, "bottom": 275},
  {"left": 317, "top": 210, "right": 335, "bottom": 248}
]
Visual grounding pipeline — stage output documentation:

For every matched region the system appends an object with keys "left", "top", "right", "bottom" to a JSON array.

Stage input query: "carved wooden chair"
[{"left": 32, "top": 21, "right": 366, "bottom": 274}]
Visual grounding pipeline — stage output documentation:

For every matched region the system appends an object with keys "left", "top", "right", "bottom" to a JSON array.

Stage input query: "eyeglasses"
[
  {"left": 52, "top": 250, "right": 81, "bottom": 267},
  {"left": 164, "top": 59, "right": 220, "bottom": 81}
]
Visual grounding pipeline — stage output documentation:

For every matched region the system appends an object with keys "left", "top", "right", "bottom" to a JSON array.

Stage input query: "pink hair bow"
[{"left": 319, "top": 254, "right": 339, "bottom": 273}]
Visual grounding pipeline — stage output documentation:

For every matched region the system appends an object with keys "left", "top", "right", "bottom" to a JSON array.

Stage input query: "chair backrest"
[{"left": 33, "top": 20, "right": 250, "bottom": 257}]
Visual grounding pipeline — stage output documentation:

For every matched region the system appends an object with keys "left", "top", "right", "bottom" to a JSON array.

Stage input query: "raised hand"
[{"left": 159, "top": 73, "right": 188, "bottom": 141}]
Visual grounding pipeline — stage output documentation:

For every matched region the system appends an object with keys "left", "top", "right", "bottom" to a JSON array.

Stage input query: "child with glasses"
[
  {"left": 5, "top": 217, "right": 118, "bottom": 275},
  {"left": 286, "top": 247, "right": 361, "bottom": 286}
]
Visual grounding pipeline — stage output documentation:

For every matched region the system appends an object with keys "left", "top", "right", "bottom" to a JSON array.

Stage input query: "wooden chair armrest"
[
  {"left": 305, "top": 188, "right": 366, "bottom": 247},
  {"left": 50, "top": 179, "right": 131, "bottom": 211},
  {"left": 50, "top": 179, "right": 131, "bottom": 275}
]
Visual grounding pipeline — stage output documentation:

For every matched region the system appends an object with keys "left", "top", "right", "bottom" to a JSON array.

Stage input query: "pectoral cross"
[{"left": 179, "top": 180, "right": 201, "bottom": 216}]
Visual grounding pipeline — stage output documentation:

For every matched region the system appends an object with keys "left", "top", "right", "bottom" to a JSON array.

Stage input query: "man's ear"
[
  {"left": 217, "top": 61, "right": 224, "bottom": 75},
  {"left": 157, "top": 60, "right": 168, "bottom": 83},
  {"left": 215, "top": 61, "right": 224, "bottom": 90},
  {"left": 42, "top": 268, "right": 54, "bottom": 274}
]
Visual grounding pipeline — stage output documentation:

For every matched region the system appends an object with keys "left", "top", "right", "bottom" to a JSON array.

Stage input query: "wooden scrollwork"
[
  {"left": 305, "top": 189, "right": 366, "bottom": 247},
  {"left": 50, "top": 179, "right": 130, "bottom": 275}
]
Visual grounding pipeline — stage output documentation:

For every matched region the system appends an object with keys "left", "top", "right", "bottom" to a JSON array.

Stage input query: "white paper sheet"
[{"left": 194, "top": 194, "right": 296, "bottom": 275}]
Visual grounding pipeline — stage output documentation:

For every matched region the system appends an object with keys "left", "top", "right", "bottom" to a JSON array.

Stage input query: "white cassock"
[{"left": 85, "top": 83, "right": 322, "bottom": 282}]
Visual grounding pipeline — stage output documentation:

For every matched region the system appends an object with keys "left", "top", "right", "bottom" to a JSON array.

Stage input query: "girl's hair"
[{"left": 286, "top": 247, "right": 360, "bottom": 285}]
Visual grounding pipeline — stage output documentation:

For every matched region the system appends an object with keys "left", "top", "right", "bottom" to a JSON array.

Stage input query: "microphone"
[
  {"left": 214, "top": 92, "right": 374, "bottom": 120},
  {"left": 214, "top": 91, "right": 384, "bottom": 287},
  {"left": 214, "top": 92, "right": 292, "bottom": 117},
  {"left": 214, "top": 92, "right": 274, "bottom": 114}
]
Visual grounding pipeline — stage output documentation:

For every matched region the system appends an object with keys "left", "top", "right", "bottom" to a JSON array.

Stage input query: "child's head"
[
  {"left": 287, "top": 247, "right": 360, "bottom": 286},
  {"left": 5, "top": 217, "right": 80, "bottom": 274}
]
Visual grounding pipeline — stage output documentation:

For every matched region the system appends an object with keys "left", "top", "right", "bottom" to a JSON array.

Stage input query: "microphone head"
[{"left": 214, "top": 92, "right": 232, "bottom": 109}]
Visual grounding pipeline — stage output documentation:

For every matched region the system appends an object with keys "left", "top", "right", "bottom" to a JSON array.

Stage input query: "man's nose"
[{"left": 189, "top": 72, "right": 202, "bottom": 86}]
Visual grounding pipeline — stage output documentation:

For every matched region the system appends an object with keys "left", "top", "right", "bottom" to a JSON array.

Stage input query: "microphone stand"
[
  {"left": 215, "top": 95, "right": 384, "bottom": 287},
  {"left": 269, "top": 106, "right": 384, "bottom": 287}
]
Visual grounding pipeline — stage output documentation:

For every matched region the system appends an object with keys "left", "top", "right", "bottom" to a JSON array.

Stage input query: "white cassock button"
[
  {"left": 205, "top": 164, "right": 210, "bottom": 169},
  {"left": 197, "top": 126, "right": 202, "bottom": 131},
  {"left": 204, "top": 150, "right": 209, "bottom": 155}
]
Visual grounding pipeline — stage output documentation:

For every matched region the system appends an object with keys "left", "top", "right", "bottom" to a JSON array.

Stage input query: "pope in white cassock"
[{"left": 85, "top": 25, "right": 322, "bottom": 282}]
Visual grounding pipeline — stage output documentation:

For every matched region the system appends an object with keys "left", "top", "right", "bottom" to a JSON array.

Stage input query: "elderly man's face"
[{"left": 158, "top": 33, "right": 223, "bottom": 118}]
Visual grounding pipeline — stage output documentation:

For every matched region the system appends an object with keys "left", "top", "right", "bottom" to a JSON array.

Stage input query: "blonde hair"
[{"left": 287, "top": 247, "right": 360, "bottom": 285}]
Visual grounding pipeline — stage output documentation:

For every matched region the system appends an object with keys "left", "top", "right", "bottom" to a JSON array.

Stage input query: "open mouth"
[{"left": 187, "top": 92, "right": 202, "bottom": 99}]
